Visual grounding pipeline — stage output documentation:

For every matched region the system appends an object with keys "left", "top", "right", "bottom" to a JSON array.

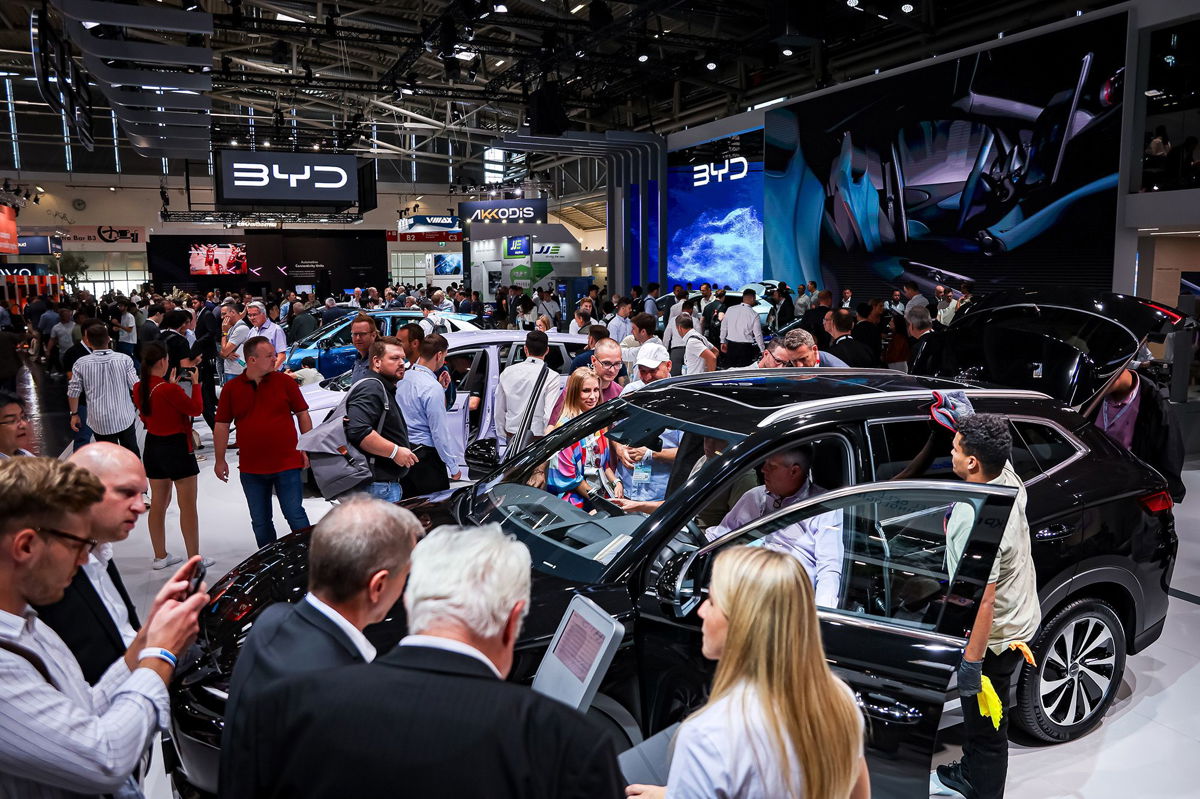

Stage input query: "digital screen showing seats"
[{"left": 552, "top": 611, "right": 605, "bottom": 682}]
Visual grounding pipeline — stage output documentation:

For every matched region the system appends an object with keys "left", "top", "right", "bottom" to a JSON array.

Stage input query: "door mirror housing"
[{"left": 656, "top": 550, "right": 704, "bottom": 618}]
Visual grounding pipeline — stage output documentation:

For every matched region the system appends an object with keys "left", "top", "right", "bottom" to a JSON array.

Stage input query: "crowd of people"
[{"left": 0, "top": 270, "right": 1186, "bottom": 799}]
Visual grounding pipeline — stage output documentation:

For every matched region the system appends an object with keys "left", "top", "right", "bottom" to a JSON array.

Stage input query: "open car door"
[
  {"left": 941, "top": 289, "right": 1192, "bottom": 413},
  {"left": 640, "top": 480, "right": 1016, "bottom": 799}
]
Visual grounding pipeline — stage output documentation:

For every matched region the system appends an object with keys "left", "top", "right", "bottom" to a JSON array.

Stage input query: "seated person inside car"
[
  {"left": 705, "top": 447, "right": 844, "bottom": 607},
  {"left": 546, "top": 368, "right": 621, "bottom": 509}
]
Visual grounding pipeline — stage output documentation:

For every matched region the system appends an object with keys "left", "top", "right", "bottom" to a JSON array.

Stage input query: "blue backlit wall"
[{"left": 666, "top": 130, "right": 764, "bottom": 289}]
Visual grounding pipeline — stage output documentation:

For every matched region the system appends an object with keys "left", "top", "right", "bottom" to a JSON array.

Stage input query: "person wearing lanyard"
[{"left": 396, "top": 334, "right": 464, "bottom": 497}]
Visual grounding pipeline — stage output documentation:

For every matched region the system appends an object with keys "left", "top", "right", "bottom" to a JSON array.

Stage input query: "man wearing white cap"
[{"left": 609, "top": 342, "right": 681, "bottom": 506}]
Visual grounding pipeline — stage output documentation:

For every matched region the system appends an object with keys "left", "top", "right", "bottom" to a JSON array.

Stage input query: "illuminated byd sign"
[
  {"left": 215, "top": 151, "right": 361, "bottom": 206},
  {"left": 692, "top": 156, "right": 749, "bottom": 187}
]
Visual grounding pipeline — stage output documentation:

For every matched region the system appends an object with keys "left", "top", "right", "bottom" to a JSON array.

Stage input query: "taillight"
[{"left": 1140, "top": 490, "right": 1173, "bottom": 514}]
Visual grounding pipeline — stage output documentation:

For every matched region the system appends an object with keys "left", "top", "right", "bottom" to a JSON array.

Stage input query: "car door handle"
[
  {"left": 1035, "top": 522, "right": 1075, "bottom": 541},
  {"left": 857, "top": 692, "right": 923, "bottom": 725}
]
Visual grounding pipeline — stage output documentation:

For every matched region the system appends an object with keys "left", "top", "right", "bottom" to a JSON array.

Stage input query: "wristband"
[
  {"left": 138, "top": 647, "right": 177, "bottom": 668},
  {"left": 389, "top": 444, "right": 400, "bottom": 460}
]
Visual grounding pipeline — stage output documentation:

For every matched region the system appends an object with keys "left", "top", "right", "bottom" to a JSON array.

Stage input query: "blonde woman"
[
  {"left": 546, "top": 367, "right": 620, "bottom": 507},
  {"left": 535, "top": 314, "right": 554, "bottom": 333},
  {"left": 628, "top": 546, "right": 869, "bottom": 799}
]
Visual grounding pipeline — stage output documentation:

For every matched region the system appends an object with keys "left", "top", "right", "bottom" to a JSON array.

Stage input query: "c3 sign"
[{"left": 215, "top": 151, "right": 360, "bottom": 206}]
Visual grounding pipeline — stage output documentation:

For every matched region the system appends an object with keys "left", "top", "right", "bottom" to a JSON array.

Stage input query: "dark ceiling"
[{"left": 0, "top": 0, "right": 1129, "bottom": 187}]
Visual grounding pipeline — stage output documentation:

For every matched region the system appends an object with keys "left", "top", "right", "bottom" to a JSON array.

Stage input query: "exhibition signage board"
[
  {"left": 0, "top": 206, "right": 17, "bottom": 255},
  {"left": 16, "top": 236, "right": 63, "bottom": 255},
  {"left": 214, "top": 151, "right": 361, "bottom": 207},
  {"left": 394, "top": 216, "right": 463, "bottom": 243},
  {"left": 458, "top": 198, "right": 548, "bottom": 225}
]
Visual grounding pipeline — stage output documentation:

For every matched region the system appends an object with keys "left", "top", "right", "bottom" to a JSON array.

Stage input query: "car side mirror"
[{"left": 656, "top": 550, "right": 704, "bottom": 618}]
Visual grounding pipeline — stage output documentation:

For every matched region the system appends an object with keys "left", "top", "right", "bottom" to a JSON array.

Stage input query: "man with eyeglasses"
[
  {"left": 0, "top": 456, "right": 209, "bottom": 799},
  {"left": 348, "top": 313, "right": 380, "bottom": 384},
  {"left": 0, "top": 391, "right": 34, "bottom": 458},
  {"left": 742, "top": 328, "right": 847, "bottom": 371},
  {"left": 548, "top": 339, "right": 625, "bottom": 426}
]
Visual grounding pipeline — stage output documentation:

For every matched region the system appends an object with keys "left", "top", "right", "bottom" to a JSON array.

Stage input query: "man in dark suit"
[
  {"left": 827, "top": 309, "right": 877, "bottom": 368},
  {"left": 219, "top": 496, "right": 421, "bottom": 793},
  {"left": 800, "top": 289, "right": 834, "bottom": 348},
  {"left": 907, "top": 306, "right": 947, "bottom": 376},
  {"left": 227, "top": 525, "right": 624, "bottom": 799},
  {"left": 34, "top": 443, "right": 147, "bottom": 684}
]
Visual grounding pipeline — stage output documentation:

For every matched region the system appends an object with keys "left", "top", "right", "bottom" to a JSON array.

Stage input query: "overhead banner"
[
  {"left": 16, "top": 236, "right": 63, "bottom": 255},
  {"left": 395, "top": 215, "right": 463, "bottom": 243},
  {"left": 214, "top": 150, "right": 361, "bottom": 207},
  {"left": 459, "top": 198, "right": 548, "bottom": 225},
  {"left": 0, "top": 206, "right": 17, "bottom": 255}
]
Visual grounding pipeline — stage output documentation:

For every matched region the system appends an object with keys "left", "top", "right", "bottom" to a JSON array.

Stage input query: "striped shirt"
[
  {"left": 0, "top": 607, "right": 168, "bottom": 799},
  {"left": 67, "top": 349, "right": 138, "bottom": 435}
]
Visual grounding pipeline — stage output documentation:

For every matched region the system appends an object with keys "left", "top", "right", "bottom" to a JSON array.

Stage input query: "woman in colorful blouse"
[{"left": 546, "top": 367, "right": 620, "bottom": 508}]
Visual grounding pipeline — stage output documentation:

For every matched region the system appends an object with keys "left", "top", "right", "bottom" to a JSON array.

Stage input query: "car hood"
[
  {"left": 945, "top": 289, "right": 1192, "bottom": 412},
  {"left": 299, "top": 381, "right": 343, "bottom": 411}
]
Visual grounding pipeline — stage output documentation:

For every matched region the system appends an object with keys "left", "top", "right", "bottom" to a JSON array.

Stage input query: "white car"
[{"left": 300, "top": 330, "right": 588, "bottom": 475}]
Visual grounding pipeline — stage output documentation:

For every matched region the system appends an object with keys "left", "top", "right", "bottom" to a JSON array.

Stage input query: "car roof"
[
  {"left": 442, "top": 330, "right": 588, "bottom": 346},
  {"left": 617, "top": 368, "right": 1052, "bottom": 432}
]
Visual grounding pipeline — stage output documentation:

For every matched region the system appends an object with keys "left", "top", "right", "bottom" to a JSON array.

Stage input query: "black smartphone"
[{"left": 187, "top": 560, "right": 207, "bottom": 597}]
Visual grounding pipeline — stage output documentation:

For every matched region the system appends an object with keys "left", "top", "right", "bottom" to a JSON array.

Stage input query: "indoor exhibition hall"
[{"left": 2, "top": 1, "right": 1200, "bottom": 798}]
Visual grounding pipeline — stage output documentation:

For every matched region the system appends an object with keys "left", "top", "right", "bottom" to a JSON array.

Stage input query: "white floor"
[{"left": 113, "top": 425, "right": 1200, "bottom": 798}]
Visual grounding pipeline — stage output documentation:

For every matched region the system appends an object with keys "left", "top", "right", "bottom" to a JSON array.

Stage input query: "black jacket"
[
  {"left": 225, "top": 644, "right": 624, "bottom": 799},
  {"left": 800, "top": 304, "right": 833, "bottom": 348},
  {"left": 908, "top": 330, "right": 948, "bottom": 376},
  {"left": 828, "top": 334, "right": 877, "bottom": 368},
  {"left": 34, "top": 559, "right": 140, "bottom": 685},
  {"left": 219, "top": 599, "right": 370, "bottom": 796},
  {"left": 343, "top": 372, "right": 410, "bottom": 483},
  {"left": 1087, "top": 373, "right": 1187, "bottom": 502},
  {"left": 852, "top": 319, "right": 882, "bottom": 359},
  {"left": 287, "top": 311, "right": 318, "bottom": 344}
]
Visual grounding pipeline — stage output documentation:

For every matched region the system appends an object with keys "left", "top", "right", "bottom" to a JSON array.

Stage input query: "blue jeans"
[
  {"left": 366, "top": 481, "right": 403, "bottom": 503},
  {"left": 239, "top": 469, "right": 311, "bottom": 549}
]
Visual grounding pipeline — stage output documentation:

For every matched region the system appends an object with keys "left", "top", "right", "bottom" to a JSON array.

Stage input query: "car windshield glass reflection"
[{"left": 468, "top": 399, "right": 746, "bottom": 582}]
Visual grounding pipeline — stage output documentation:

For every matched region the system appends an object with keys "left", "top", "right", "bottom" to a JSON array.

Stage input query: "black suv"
[{"left": 167, "top": 291, "right": 1183, "bottom": 799}]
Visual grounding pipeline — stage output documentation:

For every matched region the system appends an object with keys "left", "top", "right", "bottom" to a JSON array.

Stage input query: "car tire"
[{"left": 1015, "top": 598, "right": 1126, "bottom": 742}]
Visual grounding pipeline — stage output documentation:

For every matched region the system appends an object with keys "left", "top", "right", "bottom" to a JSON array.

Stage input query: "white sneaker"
[
  {"left": 152, "top": 553, "right": 184, "bottom": 570},
  {"left": 200, "top": 556, "right": 216, "bottom": 569}
]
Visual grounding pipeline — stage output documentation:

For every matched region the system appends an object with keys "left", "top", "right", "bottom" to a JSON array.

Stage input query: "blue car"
[{"left": 284, "top": 310, "right": 482, "bottom": 377}]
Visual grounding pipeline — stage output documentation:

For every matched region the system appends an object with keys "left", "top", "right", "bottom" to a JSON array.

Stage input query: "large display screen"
[
  {"left": 188, "top": 243, "right": 248, "bottom": 275},
  {"left": 433, "top": 253, "right": 463, "bottom": 275},
  {"left": 764, "top": 13, "right": 1127, "bottom": 298},
  {"left": 667, "top": 131, "right": 764, "bottom": 289}
]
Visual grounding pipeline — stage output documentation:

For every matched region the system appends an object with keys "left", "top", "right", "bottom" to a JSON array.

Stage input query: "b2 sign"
[{"left": 215, "top": 151, "right": 359, "bottom": 206}]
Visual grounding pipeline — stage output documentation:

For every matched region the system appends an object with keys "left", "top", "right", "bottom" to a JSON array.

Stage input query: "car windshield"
[
  {"left": 295, "top": 316, "right": 348, "bottom": 347},
  {"left": 466, "top": 397, "right": 749, "bottom": 583}
]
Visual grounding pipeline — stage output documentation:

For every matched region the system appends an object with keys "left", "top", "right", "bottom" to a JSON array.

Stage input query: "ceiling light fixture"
[
  {"left": 781, "top": 47, "right": 793, "bottom": 56},
  {"left": 901, "top": 3, "right": 914, "bottom": 12},
  {"left": 846, "top": 0, "right": 859, "bottom": 6},
  {"left": 638, "top": 53, "right": 649, "bottom": 62}
]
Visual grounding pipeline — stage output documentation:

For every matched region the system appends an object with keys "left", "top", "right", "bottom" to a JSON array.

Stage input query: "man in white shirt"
[
  {"left": 719, "top": 289, "right": 764, "bottom": 367},
  {"left": 115, "top": 302, "right": 138, "bottom": 362},
  {"left": 678, "top": 314, "right": 716, "bottom": 374},
  {"left": 220, "top": 496, "right": 421, "bottom": 795},
  {"left": 607, "top": 297, "right": 633, "bottom": 344},
  {"left": 0, "top": 456, "right": 208, "bottom": 799},
  {"left": 705, "top": 447, "right": 844, "bottom": 607},
  {"left": 902, "top": 280, "right": 929, "bottom": 318},
  {"left": 534, "top": 288, "right": 560, "bottom": 323},
  {"left": 68, "top": 324, "right": 140, "bottom": 456},
  {"left": 47, "top": 306, "right": 77, "bottom": 369},
  {"left": 620, "top": 312, "right": 664, "bottom": 375},
  {"left": 934, "top": 284, "right": 959, "bottom": 326},
  {"left": 220, "top": 301, "right": 251, "bottom": 384},
  {"left": 418, "top": 299, "right": 448, "bottom": 336},
  {"left": 494, "top": 331, "right": 559, "bottom": 443},
  {"left": 34, "top": 443, "right": 148, "bottom": 683}
]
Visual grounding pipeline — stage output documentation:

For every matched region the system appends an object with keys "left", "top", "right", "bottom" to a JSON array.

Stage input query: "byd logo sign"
[
  {"left": 692, "top": 156, "right": 749, "bottom": 187},
  {"left": 232, "top": 163, "right": 348, "bottom": 189},
  {"left": 469, "top": 206, "right": 536, "bottom": 221}
]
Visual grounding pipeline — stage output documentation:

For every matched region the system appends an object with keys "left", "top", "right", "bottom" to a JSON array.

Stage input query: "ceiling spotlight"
[
  {"left": 781, "top": 47, "right": 793, "bottom": 56},
  {"left": 34, "top": 185, "right": 45, "bottom": 193},
  {"left": 263, "top": 140, "right": 271, "bottom": 147},
  {"left": 230, "top": 138, "right": 238, "bottom": 145},
  {"left": 492, "top": 2, "right": 507, "bottom": 12},
  {"left": 108, "top": 186, "right": 116, "bottom": 192},
  {"left": 638, "top": 53, "right": 649, "bottom": 62},
  {"left": 901, "top": 3, "right": 915, "bottom": 11},
  {"left": 705, "top": 59, "right": 717, "bottom": 70},
  {"left": 846, "top": 0, "right": 859, "bottom": 6}
]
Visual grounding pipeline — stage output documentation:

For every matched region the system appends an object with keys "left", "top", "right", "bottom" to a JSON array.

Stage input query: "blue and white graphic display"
[
  {"left": 667, "top": 131, "right": 764, "bottom": 289},
  {"left": 433, "top": 253, "right": 463, "bottom": 275}
]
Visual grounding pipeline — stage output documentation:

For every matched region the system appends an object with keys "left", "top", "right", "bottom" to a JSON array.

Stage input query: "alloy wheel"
[{"left": 1037, "top": 613, "right": 1118, "bottom": 728}]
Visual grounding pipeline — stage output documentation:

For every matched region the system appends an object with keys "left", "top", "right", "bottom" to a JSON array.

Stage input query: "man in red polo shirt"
[{"left": 214, "top": 336, "right": 313, "bottom": 549}]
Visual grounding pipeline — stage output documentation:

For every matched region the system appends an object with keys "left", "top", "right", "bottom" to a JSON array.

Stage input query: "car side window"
[
  {"left": 1011, "top": 420, "right": 1079, "bottom": 474},
  {"left": 867, "top": 420, "right": 956, "bottom": 481},
  {"left": 447, "top": 350, "right": 486, "bottom": 396},
  {"left": 710, "top": 487, "right": 980, "bottom": 629},
  {"left": 324, "top": 322, "right": 353, "bottom": 347}
]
